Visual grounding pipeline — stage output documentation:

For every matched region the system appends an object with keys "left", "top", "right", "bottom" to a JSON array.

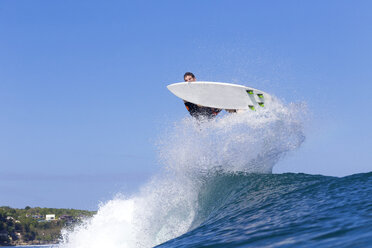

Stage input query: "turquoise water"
[{"left": 156, "top": 171, "right": 372, "bottom": 247}]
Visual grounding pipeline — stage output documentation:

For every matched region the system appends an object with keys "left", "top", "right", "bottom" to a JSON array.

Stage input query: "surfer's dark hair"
[{"left": 184, "top": 72, "right": 195, "bottom": 80}]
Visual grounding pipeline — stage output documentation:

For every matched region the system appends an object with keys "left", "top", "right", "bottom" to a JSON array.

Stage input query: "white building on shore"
[{"left": 45, "top": 214, "right": 55, "bottom": 221}]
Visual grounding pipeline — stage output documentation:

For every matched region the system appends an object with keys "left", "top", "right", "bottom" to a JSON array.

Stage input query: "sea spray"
[
  {"left": 61, "top": 198, "right": 136, "bottom": 247},
  {"left": 158, "top": 98, "right": 306, "bottom": 174},
  {"left": 60, "top": 176, "right": 198, "bottom": 248},
  {"left": 60, "top": 97, "right": 306, "bottom": 248}
]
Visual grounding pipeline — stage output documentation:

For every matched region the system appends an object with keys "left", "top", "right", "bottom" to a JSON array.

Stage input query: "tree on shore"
[{"left": 0, "top": 206, "right": 96, "bottom": 245}]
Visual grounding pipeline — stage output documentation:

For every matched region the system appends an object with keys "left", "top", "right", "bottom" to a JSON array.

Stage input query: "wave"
[
  {"left": 60, "top": 97, "right": 307, "bottom": 248},
  {"left": 158, "top": 172, "right": 372, "bottom": 247}
]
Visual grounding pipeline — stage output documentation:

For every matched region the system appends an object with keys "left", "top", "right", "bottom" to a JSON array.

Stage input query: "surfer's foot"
[{"left": 226, "top": 109, "right": 237, "bottom": 113}]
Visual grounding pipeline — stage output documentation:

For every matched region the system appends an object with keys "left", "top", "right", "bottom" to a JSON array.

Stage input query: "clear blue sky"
[{"left": 1, "top": 0, "right": 371, "bottom": 210}]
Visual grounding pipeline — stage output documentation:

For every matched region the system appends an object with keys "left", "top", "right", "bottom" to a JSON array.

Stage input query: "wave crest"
[{"left": 60, "top": 97, "right": 306, "bottom": 248}]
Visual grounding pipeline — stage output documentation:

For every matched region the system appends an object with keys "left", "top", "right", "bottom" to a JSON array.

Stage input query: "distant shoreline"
[
  {"left": 0, "top": 206, "right": 96, "bottom": 247},
  {"left": 2, "top": 245, "right": 56, "bottom": 248}
]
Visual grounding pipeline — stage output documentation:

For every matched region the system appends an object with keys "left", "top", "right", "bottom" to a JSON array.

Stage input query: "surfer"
[{"left": 183, "top": 72, "right": 222, "bottom": 119}]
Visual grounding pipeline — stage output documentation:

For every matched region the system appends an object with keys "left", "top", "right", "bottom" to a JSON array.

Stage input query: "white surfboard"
[{"left": 167, "top": 81, "right": 270, "bottom": 110}]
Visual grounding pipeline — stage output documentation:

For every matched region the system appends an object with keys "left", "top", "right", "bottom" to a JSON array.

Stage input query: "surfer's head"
[{"left": 184, "top": 72, "right": 196, "bottom": 82}]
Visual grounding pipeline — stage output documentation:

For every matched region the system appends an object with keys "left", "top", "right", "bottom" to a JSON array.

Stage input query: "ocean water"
[
  {"left": 58, "top": 98, "right": 372, "bottom": 248},
  {"left": 157, "top": 172, "right": 372, "bottom": 248}
]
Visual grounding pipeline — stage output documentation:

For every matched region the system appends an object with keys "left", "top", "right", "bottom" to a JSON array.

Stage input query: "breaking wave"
[{"left": 60, "top": 97, "right": 307, "bottom": 248}]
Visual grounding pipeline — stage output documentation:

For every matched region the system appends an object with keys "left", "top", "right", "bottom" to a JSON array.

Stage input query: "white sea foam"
[{"left": 60, "top": 97, "right": 306, "bottom": 248}]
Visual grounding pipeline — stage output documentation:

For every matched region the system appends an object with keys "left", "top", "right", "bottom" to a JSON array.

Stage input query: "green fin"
[
  {"left": 257, "top": 94, "right": 264, "bottom": 98},
  {"left": 258, "top": 102, "right": 264, "bottom": 107},
  {"left": 249, "top": 105, "right": 256, "bottom": 111},
  {"left": 246, "top": 90, "right": 254, "bottom": 95}
]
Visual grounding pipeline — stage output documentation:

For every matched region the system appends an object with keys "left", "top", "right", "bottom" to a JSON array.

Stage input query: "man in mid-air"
[{"left": 183, "top": 72, "right": 222, "bottom": 119}]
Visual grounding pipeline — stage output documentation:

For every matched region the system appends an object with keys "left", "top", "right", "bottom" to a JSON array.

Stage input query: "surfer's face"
[{"left": 184, "top": 75, "right": 196, "bottom": 82}]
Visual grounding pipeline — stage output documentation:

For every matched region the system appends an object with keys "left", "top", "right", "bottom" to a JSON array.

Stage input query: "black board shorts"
[{"left": 184, "top": 101, "right": 221, "bottom": 119}]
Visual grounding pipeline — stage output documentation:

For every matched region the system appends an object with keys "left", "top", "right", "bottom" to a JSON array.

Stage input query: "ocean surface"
[
  {"left": 8, "top": 172, "right": 372, "bottom": 248},
  {"left": 156, "top": 171, "right": 372, "bottom": 247},
  {"left": 49, "top": 99, "right": 372, "bottom": 247}
]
